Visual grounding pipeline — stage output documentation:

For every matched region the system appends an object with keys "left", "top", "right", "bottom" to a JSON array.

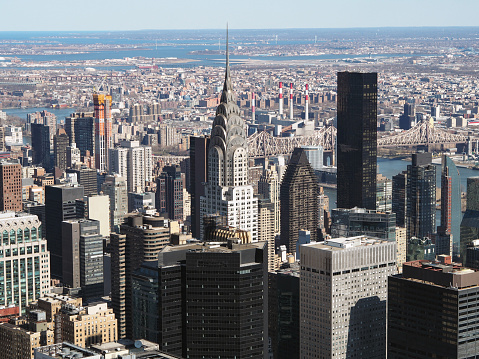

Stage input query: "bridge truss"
[{"left": 247, "top": 126, "right": 337, "bottom": 158}]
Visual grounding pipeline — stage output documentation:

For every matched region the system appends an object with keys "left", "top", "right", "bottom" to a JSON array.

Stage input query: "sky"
[{"left": 1, "top": 0, "right": 479, "bottom": 31}]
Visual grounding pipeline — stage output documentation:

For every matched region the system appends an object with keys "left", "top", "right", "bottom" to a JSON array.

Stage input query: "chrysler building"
[{"left": 200, "top": 33, "right": 258, "bottom": 241}]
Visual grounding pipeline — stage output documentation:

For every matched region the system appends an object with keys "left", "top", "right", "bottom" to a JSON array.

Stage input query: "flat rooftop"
[{"left": 305, "top": 236, "right": 390, "bottom": 251}]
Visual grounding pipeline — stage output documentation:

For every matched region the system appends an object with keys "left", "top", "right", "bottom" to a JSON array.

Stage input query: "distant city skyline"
[{"left": 1, "top": 0, "right": 479, "bottom": 31}]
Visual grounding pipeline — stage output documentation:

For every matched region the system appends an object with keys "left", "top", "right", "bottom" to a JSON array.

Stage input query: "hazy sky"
[{"left": 1, "top": 0, "right": 479, "bottom": 31}]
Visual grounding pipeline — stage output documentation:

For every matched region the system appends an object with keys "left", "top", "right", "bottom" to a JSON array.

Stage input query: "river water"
[{"left": 323, "top": 157, "right": 477, "bottom": 214}]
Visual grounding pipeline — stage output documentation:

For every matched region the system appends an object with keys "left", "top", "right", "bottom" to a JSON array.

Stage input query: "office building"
[
  {"left": 4, "top": 125, "right": 23, "bottom": 146},
  {"left": 376, "top": 173, "right": 392, "bottom": 212},
  {"left": 131, "top": 261, "right": 159, "bottom": 343},
  {"left": 258, "top": 164, "right": 281, "bottom": 234},
  {"left": 93, "top": 94, "right": 113, "bottom": 171},
  {"left": 66, "top": 168, "right": 97, "bottom": 196},
  {"left": 62, "top": 219, "right": 103, "bottom": 299},
  {"left": 81, "top": 195, "right": 110, "bottom": 237},
  {"left": 331, "top": 207, "right": 396, "bottom": 240},
  {"left": 337, "top": 71, "right": 378, "bottom": 210},
  {"left": 258, "top": 198, "right": 276, "bottom": 271},
  {"left": 156, "top": 165, "right": 184, "bottom": 221},
  {"left": 399, "top": 102, "right": 416, "bottom": 130},
  {"left": 101, "top": 174, "right": 128, "bottom": 233},
  {"left": 460, "top": 177, "right": 479, "bottom": 262},
  {"left": 269, "top": 263, "right": 300, "bottom": 359},
  {"left": 108, "top": 146, "right": 128, "bottom": 179},
  {"left": 53, "top": 129, "right": 69, "bottom": 171},
  {"left": 58, "top": 302, "right": 117, "bottom": 347},
  {"left": 45, "top": 184, "right": 84, "bottom": 279},
  {"left": 301, "top": 145, "right": 323, "bottom": 171},
  {"left": 65, "top": 112, "right": 95, "bottom": 159},
  {"left": 280, "top": 147, "right": 318, "bottom": 253},
  {"left": 407, "top": 153, "right": 436, "bottom": 239},
  {"left": 0, "top": 323, "right": 43, "bottom": 359},
  {"left": 156, "top": 241, "right": 268, "bottom": 358},
  {"left": 300, "top": 237, "right": 396, "bottom": 358},
  {"left": 111, "top": 214, "right": 171, "bottom": 339},
  {"left": 31, "top": 124, "right": 51, "bottom": 171},
  {"left": 466, "top": 240, "right": 479, "bottom": 269},
  {"left": 0, "top": 212, "right": 50, "bottom": 314},
  {"left": 66, "top": 143, "right": 81, "bottom": 168},
  {"left": 437, "top": 155, "right": 461, "bottom": 258},
  {"left": 392, "top": 171, "right": 407, "bottom": 227},
  {"left": 396, "top": 227, "right": 407, "bottom": 271},
  {"left": 189, "top": 136, "right": 209, "bottom": 239},
  {"left": 0, "top": 161, "right": 22, "bottom": 212},
  {"left": 199, "top": 47, "right": 258, "bottom": 241},
  {"left": 128, "top": 192, "right": 155, "bottom": 213},
  {"left": 111, "top": 141, "right": 152, "bottom": 194},
  {"left": 388, "top": 258, "right": 479, "bottom": 358}
]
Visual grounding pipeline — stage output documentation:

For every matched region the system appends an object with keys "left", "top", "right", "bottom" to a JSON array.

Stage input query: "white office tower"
[
  {"left": 301, "top": 145, "right": 324, "bottom": 171},
  {"left": 108, "top": 147, "right": 128, "bottom": 179},
  {"left": 300, "top": 236, "right": 397, "bottom": 359},
  {"left": 200, "top": 37, "right": 258, "bottom": 241},
  {"left": 110, "top": 141, "right": 152, "bottom": 194},
  {"left": 101, "top": 174, "right": 128, "bottom": 233}
]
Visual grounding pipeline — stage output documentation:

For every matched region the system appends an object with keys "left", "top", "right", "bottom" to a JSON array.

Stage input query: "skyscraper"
[
  {"left": 406, "top": 153, "right": 436, "bottom": 239},
  {"left": 156, "top": 241, "right": 268, "bottom": 358},
  {"left": 0, "top": 212, "right": 50, "bottom": 314},
  {"left": 300, "top": 237, "right": 396, "bottom": 358},
  {"left": 62, "top": 219, "right": 103, "bottom": 299},
  {"left": 399, "top": 102, "right": 416, "bottom": 130},
  {"left": 437, "top": 155, "right": 461, "bottom": 258},
  {"left": 66, "top": 168, "right": 97, "bottom": 196},
  {"left": 392, "top": 171, "right": 407, "bottom": 227},
  {"left": 337, "top": 71, "right": 378, "bottom": 210},
  {"left": 110, "top": 141, "right": 152, "bottom": 194},
  {"left": 65, "top": 112, "right": 95, "bottom": 159},
  {"left": 388, "top": 258, "right": 479, "bottom": 358},
  {"left": 0, "top": 161, "right": 22, "bottom": 212},
  {"left": 101, "top": 174, "right": 128, "bottom": 233},
  {"left": 93, "top": 94, "right": 113, "bottom": 171},
  {"left": 31, "top": 124, "right": 51, "bottom": 171},
  {"left": 199, "top": 39, "right": 258, "bottom": 240},
  {"left": 53, "top": 129, "right": 69, "bottom": 171},
  {"left": 258, "top": 164, "right": 280, "bottom": 234},
  {"left": 280, "top": 147, "right": 318, "bottom": 254},
  {"left": 189, "top": 136, "right": 209, "bottom": 239},
  {"left": 45, "top": 184, "right": 84, "bottom": 279},
  {"left": 156, "top": 165, "right": 184, "bottom": 221},
  {"left": 460, "top": 177, "right": 479, "bottom": 262},
  {"left": 111, "top": 214, "right": 171, "bottom": 339}
]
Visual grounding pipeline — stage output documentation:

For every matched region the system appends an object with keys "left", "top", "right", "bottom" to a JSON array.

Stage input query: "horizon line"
[{"left": 1, "top": 25, "right": 479, "bottom": 33}]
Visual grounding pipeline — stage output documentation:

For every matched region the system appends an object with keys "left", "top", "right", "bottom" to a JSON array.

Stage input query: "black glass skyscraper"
[
  {"left": 406, "top": 153, "right": 436, "bottom": 239},
  {"left": 337, "top": 72, "right": 378, "bottom": 210}
]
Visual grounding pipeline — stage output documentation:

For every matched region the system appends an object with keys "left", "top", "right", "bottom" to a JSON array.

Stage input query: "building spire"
[{"left": 221, "top": 23, "right": 235, "bottom": 104}]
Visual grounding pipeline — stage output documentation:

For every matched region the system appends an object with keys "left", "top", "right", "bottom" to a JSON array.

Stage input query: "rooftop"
[{"left": 305, "top": 236, "right": 391, "bottom": 251}]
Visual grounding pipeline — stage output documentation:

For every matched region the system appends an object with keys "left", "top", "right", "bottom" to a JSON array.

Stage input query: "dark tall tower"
[
  {"left": 31, "top": 123, "right": 51, "bottom": 170},
  {"left": 280, "top": 147, "right": 319, "bottom": 253},
  {"left": 406, "top": 153, "right": 436, "bottom": 239},
  {"left": 156, "top": 241, "right": 268, "bottom": 358},
  {"left": 65, "top": 113, "right": 95, "bottom": 158},
  {"left": 156, "top": 165, "right": 184, "bottom": 221},
  {"left": 392, "top": 171, "right": 407, "bottom": 227},
  {"left": 45, "top": 184, "right": 84, "bottom": 279},
  {"left": 399, "top": 102, "right": 416, "bottom": 130},
  {"left": 53, "top": 128, "right": 69, "bottom": 171},
  {"left": 460, "top": 177, "right": 479, "bottom": 262},
  {"left": 337, "top": 71, "right": 378, "bottom": 210},
  {"left": 388, "top": 259, "right": 479, "bottom": 359},
  {"left": 189, "top": 136, "right": 209, "bottom": 238}
]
